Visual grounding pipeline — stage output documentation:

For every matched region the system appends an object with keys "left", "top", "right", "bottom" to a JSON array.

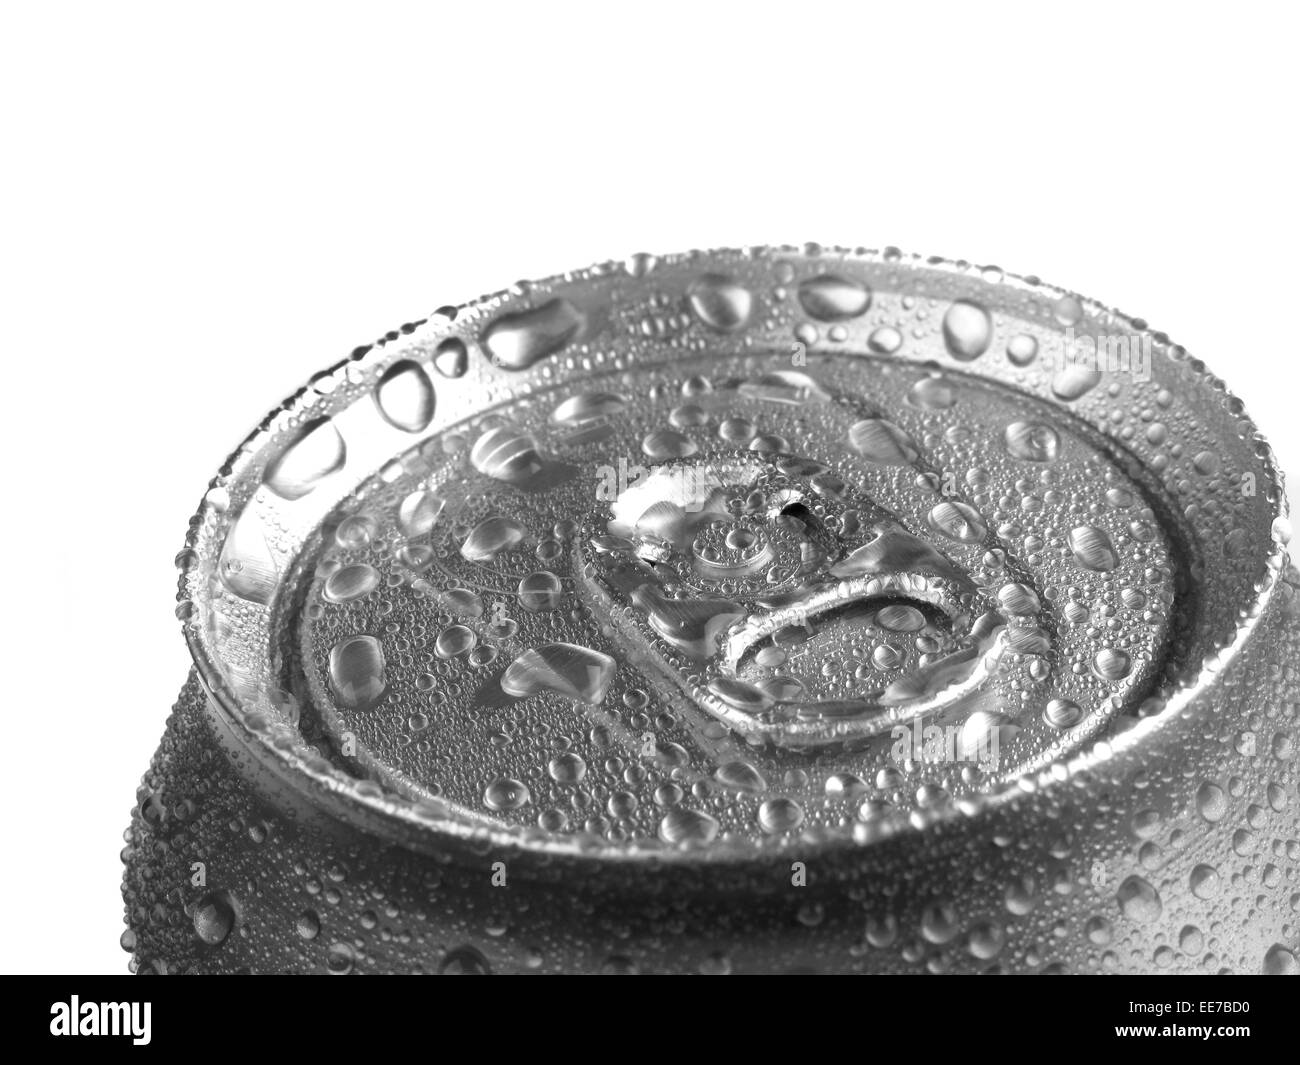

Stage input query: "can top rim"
[{"left": 176, "top": 244, "right": 1293, "bottom": 863}]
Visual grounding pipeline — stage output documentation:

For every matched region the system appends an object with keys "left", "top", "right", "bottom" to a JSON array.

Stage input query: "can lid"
[{"left": 178, "top": 246, "right": 1292, "bottom": 862}]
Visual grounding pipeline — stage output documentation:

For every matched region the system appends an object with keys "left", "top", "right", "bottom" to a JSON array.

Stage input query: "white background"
[{"left": 2, "top": 1, "right": 1296, "bottom": 973}]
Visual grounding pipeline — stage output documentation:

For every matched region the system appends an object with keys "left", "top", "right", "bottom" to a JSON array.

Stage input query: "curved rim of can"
[{"left": 175, "top": 244, "right": 1294, "bottom": 864}]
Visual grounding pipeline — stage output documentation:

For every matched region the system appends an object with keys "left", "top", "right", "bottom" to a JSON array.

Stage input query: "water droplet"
[
  {"left": 920, "top": 902, "right": 960, "bottom": 943},
  {"left": 1006, "top": 334, "right": 1038, "bottom": 365},
  {"left": 548, "top": 752, "right": 588, "bottom": 784},
  {"left": 909, "top": 376, "right": 957, "bottom": 410},
  {"left": 849, "top": 418, "right": 920, "bottom": 464},
  {"left": 872, "top": 644, "right": 903, "bottom": 669},
  {"left": 967, "top": 920, "right": 1005, "bottom": 960},
  {"left": 719, "top": 416, "right": 755, "bottom": 443},
  {"left": 375, "top": 359, "right": 435, "bottom": 433},
  {"left": 1044, "top": 698, "right": 1083, "bottom": 729},
  {"left": 323, "top": 563, "right": 380, "bottom": 603},
  {"left": 482, "top": 298, "right": 585, "bottom": 369},
  {"left": 1004, "top": 421, "right": 1060, "bottom": 463},
  {"left": 823, "top": 773, "right": 867, "bottom": 800},
  {"left": 658, "top": 807, "right": 719, "bottom": 844},
  {"left": 687, "top": 274, "right": 753, "bottom": 332},
  {"left": 461, "top": 515, "right": 527, "bottom": 561},
  {"left": 942, "top": 299, "right": 992, "bottom": 360},
  {"left": 927, "top": 500, "right": 988, "bottom": 543},
  {"left": 868, "top": 326, "right": 902, "bottom": 353},
  {"left": 642, "top": 428, "right": 697, "bottom": 459},
  {"left": 1262, "top": 944, "right": 1299, "bottom": 976},
  {"left": 877, "top": 604, "right": 926, "bottom": 632},
  {"left": 296, "top": 910, "right": 320, "bottom": 940},
  {"left": 1196, "top": 781, "right": 1227, "bottom": 822},
  {"left": 435, "top": 624, "right": 477, "bottom": 659},
  {"left": 758, "top": 797, "right": 804, "bottom": 833},
  {"left": 433, "top": 337, "right": 468, "bottom": 378},
  {"left": 335, "top": 514, "right": 375, "bottom": 548},
  {"left": 470, "top": 424, "right": 544, "bottom": 483},
  {"left": 1068, "top": 525, "right": 1119, "bottom": 572},
  {"left": 708, "top": 677, "right": 775, "bottom": 713},
  {"left": 797, "top": 274, "right": 871, "bottom": 321},
  {"left": 484, "top": 777, "right": 530, "bottom": 811},
  {"left": 1189, "top": 864, "right": 1220, "bottom": 899},
  {"left": 436, "top": 587, "right": 483, "bottom": 618},
  {"left": 1177, "top": 925, "right": 1202, "bottom": 953},
  {"left": 501, "top": 643, "right": 616, "bottom": 705},
  {"left": 517, "top": 571, "right": 563, "bottom": 611},
  {"left": 552, "top": 392, "right": 626, "bottom": 425},
  {"left": 1091, "top": 648, "right": 1131, "bottom": 682},
  {"left": 328, "top": 635, "right": 387, "bottom": 709},
  {"left": 265, "top": 418, "right": 346, "bottom": 500},
  {"left": 398, "top": 489, "right": 446, "bottom": 538},
  {"left": 193, "top": 891, "right": 235, "bottom": 946},
  {"left": 1052, "top": 364, "right": 1102, "bottom": 402},
  {"left": 1116, "top": 875, "right": 1162, "bottom": 923},
  {"left": 218, "top": 508, "right": 279, "bottom": 604},
  {"left": 326, "top": 942, "right": 355, "bottom": 974},
  {"left": 715, "top": 760, "right": 767, "bottom": 792},
  {"left": 997, "top": 583, "right": 1040, "bottom": 614}
]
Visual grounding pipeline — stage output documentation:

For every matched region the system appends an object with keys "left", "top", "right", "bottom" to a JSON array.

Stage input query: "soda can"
[{"left": 123, "top": 246, "right": 1300, "bottom": 974}]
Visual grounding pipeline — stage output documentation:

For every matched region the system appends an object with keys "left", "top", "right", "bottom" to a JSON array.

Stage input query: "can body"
[{"left": 123, "top": 247, "right": 1300, "bottom": 974}]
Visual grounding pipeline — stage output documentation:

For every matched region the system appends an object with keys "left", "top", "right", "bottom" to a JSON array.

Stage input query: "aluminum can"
[{"left": 122, "top": 246, "right": 1300, "bottom": 974}]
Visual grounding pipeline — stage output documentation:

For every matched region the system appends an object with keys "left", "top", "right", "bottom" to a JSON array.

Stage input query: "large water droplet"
[
  {"left": 484, "top": 777, "right": 530, "bottom": 811},
  {"left": 1116, "top": 875, "right": 1162, "bottom": 923},
  {"left": 500, "top": 643, "right": 616, "bottom": 705},
  {"left": 797, "top": 274, "right": 871, "bottom": 321},
  {"left": 1004, "top": 421, "right": 1060, "bottom": 463},
  {"left": 1262, "top": 944, "right": 1299, "bottom": 976},
  {"left": 708, "top": 677, "right": 774, "bottom": 713},
  {"left": 1044, "top": 697, "right": 1083, "bottom": 729},
  {"left": 1052, "top": 364, "right": 1102, "bottom": 402},
  {"left": 714, "top": 760, "right": 767, "bottom": 792},
  {"left": 265, "top": 418, "right": 346, "bottom": 500},
  {"left": 548, "top": 752, "right": 587, "bottom": 784},
  {"left": 517, "top": 570, "right": 564, "bottom": 611},
  {"left": 848, "top": 418, "right": 920, "bottom": 464},
  {"left": 323, "top": 563, "right": 380, "bottom": 603},
  {"left": 997, "top": 582, "right": 1040, "bottom": 614},
  {"left": 1091, "top": 648, "right": 1131, "bottom": 682},
  {"left": 192, "top": 891, "right": 235, "bottom": 946},
  {"left": 1068, "top": 525, "right": 1119, "bottom": 572},
  {"left": 218, "top": 507, "right": 279, "bottom": 604},
  {"left": 738, "top": 370, "right": 831, "bottom": 405},
  {"left": 435, "top": 624, "right": 477, "bottom": 659},
  {"left": 397, "top": 489, "right": 446, "bottom": 538},
  {"left": 942, "top": 299, "right": 992, "bottom": 360},
  {"left": 927, "top": 500, "right": 988, "bottom": 543},
  {"left": 436, "top": 587, "right": 484, "bottom": 618},
  {"left": 440, "top": 945, "right": 492, "bottom": 974},
  {"left": 658, "top": 807, "right": 719, "bottom": 844},
  {"left": 908, "top": 376, "right": 957, "bottom": 410},
  {"left": 470, "top": 424, "right": 544, "bottom": 483},
  {"left": 433, "top": 337, "right": 469, "bottom": 378},
  {"left": 1196, "top": 781, "right": 1227, "bottom": 822},
  {"left": 552, "top": 392, "right": 626, "bottom": 425},
  {"left": 461, "top": 515, "right": 527, "bottom": 561},
  {"left": 687, "top": 274, "right": 753, "bottom": 332},
  {"left": 1189, "top": 863, "right": 1220, "bottom": 899},
  {"left": 482, "top": 298, "right": 584, "bottom": 370},
  {"left": 758, "top": 797, "right": 804, "bottom": 833},
  {"left": 642, "top": 428, "right": 698, "bottom": 460},
  {"left": 375, "top": 359, "right": 435, "bottom": 433},
  {"left": 328, "top": 635, "right": 386, "bottom": 709}
]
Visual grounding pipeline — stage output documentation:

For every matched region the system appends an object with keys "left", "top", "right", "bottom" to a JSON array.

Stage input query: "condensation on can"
[{"left": 124, "top": 247, "right": 1300, "bottom": 974}]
